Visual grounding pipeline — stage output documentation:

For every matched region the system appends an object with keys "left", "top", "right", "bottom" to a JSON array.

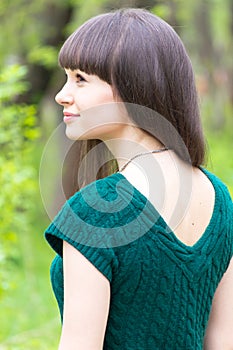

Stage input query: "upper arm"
[
  {"left": 204, "top": 257, "right": 233, "bottom": 349},
  {"left": 59, "top": 241, "right": 111, "bottom": 350}
]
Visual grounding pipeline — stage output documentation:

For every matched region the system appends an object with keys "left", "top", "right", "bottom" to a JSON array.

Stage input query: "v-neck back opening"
[{"left": 113, "top": 167, "right": 220, "bottom": 251}]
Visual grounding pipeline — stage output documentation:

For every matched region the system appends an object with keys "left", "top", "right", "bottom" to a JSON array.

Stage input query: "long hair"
[{"left": 59, "top": 8, "right": 206, "bottom": 195}]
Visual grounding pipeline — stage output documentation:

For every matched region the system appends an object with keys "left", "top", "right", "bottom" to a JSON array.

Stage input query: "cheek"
[
  {"left": 101, "top": 88, "right": 115, "bottom": 103},
  {"left": 75, "top": 90, "right": 114, "bottom": 110},
  {"left": 91, "top": 87, "right": 115, "bottom": 105}
]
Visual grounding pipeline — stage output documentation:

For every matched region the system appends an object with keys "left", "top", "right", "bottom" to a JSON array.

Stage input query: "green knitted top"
[{"left": 45, "top": 168, "right": 233, "bottom": 349}]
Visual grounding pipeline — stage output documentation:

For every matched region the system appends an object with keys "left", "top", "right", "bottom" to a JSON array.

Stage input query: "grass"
[
  {"left": 0, "top": 215, "right": 61, "bottom": 349},
  {"left": 0, "top": 207, "right": 60, "bottom": 349}
]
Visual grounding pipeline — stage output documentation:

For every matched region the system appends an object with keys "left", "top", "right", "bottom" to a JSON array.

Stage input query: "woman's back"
[
  {"left": 45, "top": 166, "right": 233, "bottom": 349},
  {"left": 122, "top": 151, "right": 216, "bottom": 247}
]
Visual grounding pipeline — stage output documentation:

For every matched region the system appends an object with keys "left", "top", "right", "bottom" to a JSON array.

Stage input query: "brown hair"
[{"left": 59, "top": 8, "right": 206, "bottom": 194}]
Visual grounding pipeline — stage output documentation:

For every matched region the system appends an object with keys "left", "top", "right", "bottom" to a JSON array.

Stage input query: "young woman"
[{"left": 45, "top": 8, "right": 233, "bottom": 349}]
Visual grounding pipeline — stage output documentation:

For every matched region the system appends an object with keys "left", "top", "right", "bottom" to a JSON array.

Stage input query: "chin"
[{"left": 65, "top": 128, "right": 80, "bottom": 141}]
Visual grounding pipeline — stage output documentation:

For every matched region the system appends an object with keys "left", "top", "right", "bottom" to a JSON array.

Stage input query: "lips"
[
  {"left": 63, "top": 111, "right": 80, "bottom": 123},
  {"left": 63, "top": 112, "right": 80, "bottom": 117}
]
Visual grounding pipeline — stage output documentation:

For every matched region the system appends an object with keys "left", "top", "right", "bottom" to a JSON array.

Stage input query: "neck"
[{"left": 103, "top": 126, "right": 164, "bottom": 170}]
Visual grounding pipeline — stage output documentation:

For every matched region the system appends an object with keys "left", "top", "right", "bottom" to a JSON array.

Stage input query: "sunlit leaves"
[
  {"left": 28, "top": 46, "right": 59, "bottom": 69},
  {"left": 0, "top": 64, "right": 40, "bottom": 296},
  {"left": 0, "top": 65, "right": 29, "bottom": 101},
  {"left": 151, "top": 3, "right": 171, "bottom": 20}
]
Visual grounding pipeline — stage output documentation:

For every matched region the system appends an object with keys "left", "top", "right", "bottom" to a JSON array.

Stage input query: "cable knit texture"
[{"left": 45, "top": 168, "right": 233, "bottom": 349}]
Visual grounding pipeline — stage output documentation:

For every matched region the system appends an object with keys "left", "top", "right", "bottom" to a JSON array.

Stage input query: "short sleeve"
[
  {"left": 44, "top": 173, "right": 157, "bottom": 281},
  {"left": 45, "top": 224, "right": 117, "bottom": 282},
  {"left": 44, "top": 177, "right": 129, "bottom": 281}
]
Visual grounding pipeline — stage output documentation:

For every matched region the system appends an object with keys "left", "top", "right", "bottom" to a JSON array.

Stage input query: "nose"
[{"left": 55, "top": 85, "right": 74, "bottom": 106}]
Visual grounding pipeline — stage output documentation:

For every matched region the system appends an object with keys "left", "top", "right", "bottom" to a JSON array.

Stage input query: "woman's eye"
[{"left": 76, "top": 73, "right": 86, "bottom": 84}]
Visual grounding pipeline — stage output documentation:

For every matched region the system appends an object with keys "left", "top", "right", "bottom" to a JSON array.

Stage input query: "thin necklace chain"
[{"left": 118, "top": 147, "right": 170, "bottom": 172}]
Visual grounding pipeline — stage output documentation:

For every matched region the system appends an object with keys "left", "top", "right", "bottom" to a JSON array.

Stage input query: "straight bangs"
[{"left": 58, "top": 13, "right": 117, "bottom": 84}]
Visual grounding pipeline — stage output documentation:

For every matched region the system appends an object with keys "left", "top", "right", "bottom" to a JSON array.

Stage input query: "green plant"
[{"left": 0, "top": 64, "right": 40, "bottom": 296}]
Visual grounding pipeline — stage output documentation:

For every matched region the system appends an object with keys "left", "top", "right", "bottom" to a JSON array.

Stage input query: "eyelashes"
[
  {"left": 63, "top": 69, "right": 88, "bottom": 84},
  {"left": 76, "top": 73, "right": 86, "bottom": 84}
]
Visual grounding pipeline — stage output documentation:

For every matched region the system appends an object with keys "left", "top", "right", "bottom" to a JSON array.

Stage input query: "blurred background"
[{"left": 0, "top": 0, "right": 232, "bottom": 349}]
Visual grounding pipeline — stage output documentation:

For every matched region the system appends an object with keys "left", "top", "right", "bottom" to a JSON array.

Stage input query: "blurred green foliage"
[
  {"left": 0, "top": 65, "right": 39, "bottom": 295},
  {"left": 0, "top": 64, "right": 59, "bottom": 348},
  {"left": 28, "top": 46, "right": 59, "bottom": 70}
]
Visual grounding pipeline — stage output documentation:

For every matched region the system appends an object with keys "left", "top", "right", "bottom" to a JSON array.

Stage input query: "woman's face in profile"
[{"left": 55, "top": 68, "right": 129, "bottom": 141}]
